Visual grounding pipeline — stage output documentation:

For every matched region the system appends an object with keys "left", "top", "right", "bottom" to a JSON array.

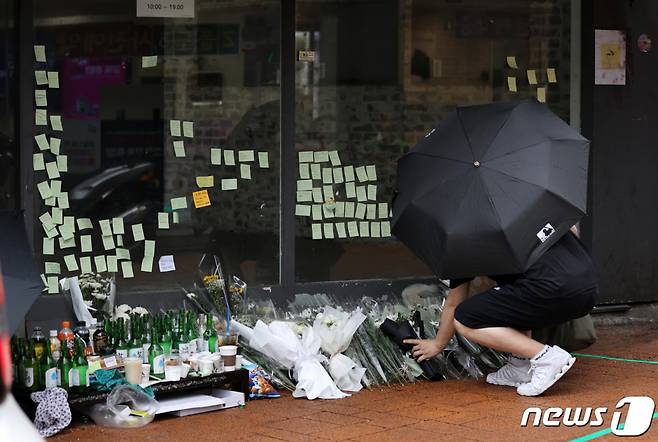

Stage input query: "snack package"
[{"left": 244, "top": 361, "right": 280, "bottom": 399}]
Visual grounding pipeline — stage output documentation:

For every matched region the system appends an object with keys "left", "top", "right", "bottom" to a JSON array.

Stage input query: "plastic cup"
[
  {"left": 164, "top": 350, "right": 182, "bottom": 382},
  {"left": 235, "top": 355, "right": 243, "bottom": 369},
  {"left": 219, "top": 345, "right": 237, "bottom": 371},
  {"left": 199, "top": 359, "right": 214, "bottom": 376},
  {"left": 141, "top": 364, "right": 150, "bottom": 384},
  {"left": 181, "top": 363, "right": 191, "bottom": 378},
  {"left": 124, "top": 357, "right": 143, "bottom": 384}
]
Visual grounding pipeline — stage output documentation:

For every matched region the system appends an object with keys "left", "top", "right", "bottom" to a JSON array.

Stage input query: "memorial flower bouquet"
[{"left": 66, "top": 273, "right": 116, "bottom": 325}]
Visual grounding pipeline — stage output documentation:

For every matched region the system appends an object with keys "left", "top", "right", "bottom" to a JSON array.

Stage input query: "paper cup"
[
  {"left": 124, "top": 357, "right": 142, "bottom": 384},
  {"left": 210, "top": 354, "right": 222, "bottom": 371},
  {"left": 220, "top": 345, "right": 237, "bottom": 371},
  {"left": 181, "top": 363, "right": 191, "bottom": 378},
  {"left": 199, "top": 359, "right": 214, "bottom": 376}
]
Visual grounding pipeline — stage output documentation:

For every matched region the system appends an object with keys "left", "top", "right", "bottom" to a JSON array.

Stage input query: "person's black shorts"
[{"left": 454, "top": 283, "right": 596, "bottom": 330}]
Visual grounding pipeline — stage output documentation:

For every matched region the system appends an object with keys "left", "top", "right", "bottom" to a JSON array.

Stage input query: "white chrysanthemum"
[
  {"left": 186, "top": 292, "right": 197, "bottom": 299},
  {"left": 113, "top": 311, "right": 130, "bottom": 321},
  {"left": 132, "top": 306, "right": 149, "bottom": 316},
  {"left": 92, "top": 291, "right": 108, "bottom": 300},
  {"left": 115, "top": 304, "right": 132, "bottom": 315}
]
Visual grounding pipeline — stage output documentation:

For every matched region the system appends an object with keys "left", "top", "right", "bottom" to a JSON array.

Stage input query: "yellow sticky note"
[
  {"left": 35, "top": 90, "right": 47, "bottom": 107},
  {"left": 50, "top": 180, "right": 61, "bottom": 197},
  {"left": 172, "top": 212, "right": 180, "bottom": 224},
  {"left": 378, "top": 203, "right": 389, "bottom": 219},
  {"left": 170, "top": 120, "right": 181, "bottom": 137},
  {"left": 47, "top": 71, "right": 59, "bottom": 88},
  {"left": 57, "top": 193, "right": 69, "bottom": 210},
  {"left": 299, "top": 163, "right": 310, "bottom": 178},
  {"left": 171, "top": 197, "right": 188, "bottom": 210},
  {"left": 121, "top": 261, "right": 134, "bottom": 278},
  {"left": 527, "top": 69, "right": 537, "bottom": 85},
  {"left": 158, "top": 212, "right": 169, "bottom": 229},
  {"left": 258, "top": 152, "right": 269, "bottom": 168},
  {"left": 141, "top": 55, "right": 158, "bottom": 68},
  {"left": 182, "top": 121, "right": 194, "bottom": 138},
  {"left": 240, "top": 164, "right": 252, "bottom": 180},
  {"left": 506, "top": 56, "right": 518, "bottom": 69},
  {"left": 312, "top": 188, "right": 323, "bottom": 203},
  {"left": 44, "top": 262, "right": 60, "bottom": 274},
  {"left": 116, "top": 248, "right": 131, "bottom": 260},
  {"left": 173, "top": 140, "right": 186, "bottom": 157},
  {"left": 221, "top": 178, "right": 238, "bottom": 191},
  {"left": 35, "top": 109, "right": 47, "bottom": 126},
  {"left": 196, "top": 176, "right": 214, "bottom": 188},
  {"left": 193, "top": 189, "right": 211, "bottom": 208},
  {"left": 366, "top": 165, "right": 377, "bottom": 181},
  {"left": 547, "top": 68, "right": 557, "bottom": 83},
  {"left": 345, "top": 182, "right": 356, "bottom": 199},
  {"left": 210, "top": 148, "right": 222, "bottom": 165},
  {"left": 367, "top": 204, "right": 377, "bottom": 220},
  {"left": 311, "top": 223, "right": 322, "bottom": 239},
  {"left": 35, "top": 70, "right": 48, "bottom": 85},
  {"left": 33, "top": 153, "right": 45, "bottom": 171},
  {"left": 537, "top": 87, "right": 546, "bottom": 103},
  {"left": 600, "top": 43, "right": 621, "bottom": 69},
  {"left": 34, "top": 45, "right": 46, "bottom": 62},
  {"left": 132, "top": 223, "right": 145, "bottom": 241},
  {"left": 345, "top": 201, "right": 357, "bottom": 217},
  {"left": 507, "top": 77, "right": 517, "bottom": 92},
  {"left": 50, "top": 115, "right": 63, "bottom": 131}
]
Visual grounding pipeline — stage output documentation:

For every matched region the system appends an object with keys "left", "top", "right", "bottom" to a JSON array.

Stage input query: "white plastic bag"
[{"left": 87, "top": 385, "right": 158, "bottom": 428}]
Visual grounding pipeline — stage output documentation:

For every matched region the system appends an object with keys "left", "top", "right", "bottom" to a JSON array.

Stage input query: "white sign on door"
[{"left": 137, "top": 0, "right": 195, "bottom": 18}]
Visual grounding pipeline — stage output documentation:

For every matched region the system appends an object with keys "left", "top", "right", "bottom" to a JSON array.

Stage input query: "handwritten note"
[{"left": 193, "top": 189, "right": 211, "bottom": 208}]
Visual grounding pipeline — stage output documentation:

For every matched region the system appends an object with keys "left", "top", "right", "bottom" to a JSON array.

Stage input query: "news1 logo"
[{"left": 520, "top": 396, "right": 656, "bottom": 436}]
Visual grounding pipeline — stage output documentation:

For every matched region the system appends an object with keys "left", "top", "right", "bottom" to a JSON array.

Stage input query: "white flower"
[
  {"left": 132, "top": 306, "right": 149, "bottom": 316},
  {"left": 113, "top": 311, "right": 130, "bottom": 321},
  {"left": 186, "top": 292, "right": 197, "bottom": 299},
  {"left": 115, "top": 304, "right": 132, "bottom": 315},
  {"left": 92, "top": 292, "right": 108, "bottom": 300},
  {"left": 84, "top": 300, "right": 94, "bottom": 307}
]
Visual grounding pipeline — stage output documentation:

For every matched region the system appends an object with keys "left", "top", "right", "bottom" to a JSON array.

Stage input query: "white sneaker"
[
  {"left": 517, "top": 346, "right": 575, "bottom": 397},
  {"left": 486, "top": 355, "right": 532, "bottom": 387}
]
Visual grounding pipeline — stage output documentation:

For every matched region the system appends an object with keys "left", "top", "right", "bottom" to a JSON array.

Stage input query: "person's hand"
[{"left": 403, "top": 339, "right": 443, "bottom": 362}]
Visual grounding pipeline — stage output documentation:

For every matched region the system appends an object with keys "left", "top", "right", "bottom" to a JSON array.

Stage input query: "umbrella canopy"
[{"left": 392, "top": 100, "right": 589, "bottom": 279}]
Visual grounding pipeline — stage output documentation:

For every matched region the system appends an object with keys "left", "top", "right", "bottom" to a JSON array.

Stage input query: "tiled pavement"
[{"left": 51, "top": 324, "right": 658, "bottom": 441}]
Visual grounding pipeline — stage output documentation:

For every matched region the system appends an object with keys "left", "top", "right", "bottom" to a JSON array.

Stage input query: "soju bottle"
[
  {"left": 72, "top": 339, "right": 89, "bottom": 394},
  {"left": 187, "top": 311, "right": 198, "bottom": 355},
  {"left": 41, "top": 338, "right": 58, "bottom": 389},
  {"left": 23, "top": 341, "right": 39, "bottom": 392},
  {"left": 161, "top": 317, "right": 172, "bottom": 356},
  {"left": 142, "top": 318, "right": 151, "bottom": 363},
  {"left": 128, "top": 317, "right": 143, "bottom": 360},
  {"left": 203, "top": 315, "right": 217, "bottom": 353},
  {"left": 177, "top": 315, "right": 189, "bottom": 360},
  {"left": 148, "top": 330, "right": 165, "bottom": 379},
  {"left": 115, "top": 318, "right": 129, "bottom": 359},
  {"left": 57, "top": 344, "right": 73, "bottom": 390}
]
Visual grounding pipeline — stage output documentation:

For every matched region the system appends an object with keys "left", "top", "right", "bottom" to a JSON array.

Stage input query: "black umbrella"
[
  {"left": 392, "top": 100, "right": 589, "bottom": 279},
  {"left": 0, "top": 210, "right": 43, "bottom": 334}
]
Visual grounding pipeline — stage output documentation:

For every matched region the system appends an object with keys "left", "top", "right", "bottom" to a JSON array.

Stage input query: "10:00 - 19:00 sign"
[{"left": 146, "top": 3, "right": 185, "bottom": 10}]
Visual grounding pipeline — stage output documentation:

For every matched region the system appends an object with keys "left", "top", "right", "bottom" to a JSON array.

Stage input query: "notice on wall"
[
  {"left": 595, "top": 30, "right": 626, "bottom": 85},
  {"left": 136, "top": 0, "right": 195, "bottom": 18}
]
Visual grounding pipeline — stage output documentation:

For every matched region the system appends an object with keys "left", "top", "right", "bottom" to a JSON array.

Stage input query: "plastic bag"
[{"left": 87, "top": 385, "right": 158, "bottom": 428}]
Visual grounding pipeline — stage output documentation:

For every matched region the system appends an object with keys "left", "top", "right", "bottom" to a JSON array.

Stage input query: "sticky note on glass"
[
  {"left": 33, "top": 153, "right": 45, "bottom": 171},
  {"left": 47, "top": 71, "right": 59, "bottom": 88},
  {"left": 56, "top": 155, "right": 68, "bottom": 172},
  {"left": 94, "top": 256, "right": 107, "bottom": 273},
  {"left": 323, "top": 223, "right": 334, "bottom": 239},
  {"left": 312, "top": 188, "right": 323, "bottom": 203},
  {"left": 132, "top": 223, "right": 145, "bottom": 241},
  {"left": 141, "top": 55, "right": 158, "bottom": 68},
  {"left": 507, "top": 76, "right": 518, "bottom": 92},
  {"left": 258, "top": 152, "right": 269, "bottom": 168},
  {"left": 196, "top": 175, "right": 214, "bottom": 188},
  {"left": 46, "top": 162, "right": 60, "bottom": 179},
  {"left": 51, "top": 208, "right": 63, "bottom": 225},
  {"left": 311, "top": 223, "right": 322, "bottom": 240},
  {"left": 329, "top": 151, "right": 341, "bottom": 166},
  {"left": 371, "top": 222, "right": 381, "bottom": 238},
  {"left": 170, "top": 120, "right": 181, "bottom": 137},
  {"left": 141, "top": 256, "right": 154, "bottom": 273},
  {"left": 50, "top": 138, "right": 61, "bottom": 155},
  {"left": 336, "top": 222, "right": 347, "bottom": 238},
  {"left": 47, "top": 276, "right": 59, "bottom": 294},
  {"left": 58, "top": 193, "right": 69, "bottom": 210},
  {"left": 378, "top": 203, "right": 389, "bottom": 219},
  {"left": 35, "top": 134, "right": 49, "bottom": 151},
  {"left": 35, "top": 89, "right": 47, "bottom": 107},
  {"left": 297, "top": 180, "right": 313, "bottom": 191},
  {"left": 356, "top": 186, "right": 367, "bottom": 202},
  {"left": 240, "top": 164, "right": 252, "bottom": 180},
  {"left": 345, "top": 182, "right": 356, "bottom": 199},
  {"left": 102, "top": 235, "right": 115, "bottom": 251},
  {"left": 77, "top": 218, "right": 93, "bottom": 230},
  {"left": 367, "top": 204, "right": 377, "bottom": 220},
  {"left": 322, "top": 204, "right": 334, "bottom": 219},
  {"left": 50, "top": 180, "right": 61, "bottom": 197},
  {"left": 333, "top": 168, "right": 344, "bottom": 183},
  {"left": 366, "top": 165, "right": 377, "bottom": 181},
  {"left": 182, "top": 121, "right": 194, "bottom": 138},
  {"left": 238, "top": 150, "right": 255, "bottom": 162},
  {"left": 80, "top": 257, "right": 93, "bottom": 274},
  {"left": 172, "top": 212, "right": 180, "bottom": 224},
  {"left": 299, "top": 163, "right": 310, "bottom": 179},
  {"left": 334, "top": 202, "right": 345, "bottom": 218},
  {"left": 355, "top": 166, "right": 368, "bottom": 182},
  {"left": 121, "top": 261, "right": 134, "bottom": 278},
  {"left": 527, "top": 69, "right": 537, "bottom": 85},
  {"left": 43, "top": 237, "right": 55, "bottom": 255},
  {"left": 35, "top": 109, "right": 47, "bottom": 126},
  {"left": 367, "top": 185, "right": 377, "bottom": 201},
  {"left": 81, "top": 235, "right": 93, "bottom": 253},
  {"left": 297, "top": 191, "right": 312, "bottom": 202},
  {"left": 323, "top": 185, "right": 333, "bottom": 202},
  {"left": 171, "top": 197, "right": 188, "bottom": 210},
  {"left": 311, "top": 164, "right": 321, "bottom": 180},
  {"left": 116, "top": 234, "right": 123, "bottom": 247},
  {"left": 116, "top": 248, "right": 131, "bottom": 260},
  {"left": 314, "top": 151, "right": 329, "bottom": 162},
  {"left": 312, "top": 204, "right": 322, "bottom": 220},
  {"left": 173, "top": 140, "right": 186, "bottom": 157},
  {"left": 35, "top": 70, "right": 48, "bottom": 85},
  {"left": 344, "top": 166, "right": 355, "bottom": 182},
  {"left": 50, "top": 115, "right": 63, "bottom": 131},
  {"left": 99, "top": 219, "right": 112, "bottom": 236},
  {"left": 158, "top": 255, "right": 176, "bottom": 272},
  {"left": 34, "top": 45, "right": 46, "bottom": 62},
  {"left": 299, "top": 151, "right": 313, "bottom": 162},
  {"left": 64, "top": 255, "right": 79, "bottom": 272},
  {"left": 224, "top": 150, "right": 236, "bottom": 166},
  {"left": 158, "top": 212, "right": 169, "bottom": 229},
  {"left": 193, "top": 189, "right": 211, "bottom": 208},
  {"left": 506, "top": 56, "right": 518, "bottom": 69},
  {"left": 547, "top": 68, "right": 557, "bottom": 83},
  {"left": 221, "top": 178, "right": 238, "bottom": 191},
  {"left": 355, "top": 203, "right": 367, "bottom": 219},
  {"left": 107, "top": 256, "right": 118, "bottom": 273},
  {"left": 381, "top": 221, "right": 392, "bottom": 237},
  {"left": 537, "top": 87, "right": 546, "bottom": 103},
  {"left": 44, "top": 262, "right": 60, "bottom": 274},
  {"left": 112, "top": 217, "right": 124, "bottom": 234},
  {"left": 210, "top": 148, "right": 222, "bottom": 165},
  {"left": 295, "top": 204, "right": 311, "bottom": 217},
  {"left": 322, "top": 168, "right": 333, "bottom": 184},
  {"left": 347, "top": 221, "right": 359, "bottom": 238},
  {"left": 59, "top": 237, "right": 76, "bottom": 249},
  {"left": 359, "top": 221, "right": 370, "bottom": 237}
]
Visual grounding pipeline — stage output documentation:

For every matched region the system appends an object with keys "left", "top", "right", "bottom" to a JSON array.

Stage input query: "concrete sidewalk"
[{"left": 51, "top": 324, "right": 658, "bottom": 441}]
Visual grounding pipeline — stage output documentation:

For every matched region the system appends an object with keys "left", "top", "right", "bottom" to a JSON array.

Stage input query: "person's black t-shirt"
[{"left": 449, "top": 232, "right": 598, "bottom": 298}]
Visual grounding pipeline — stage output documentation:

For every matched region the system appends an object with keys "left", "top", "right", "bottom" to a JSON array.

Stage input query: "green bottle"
[
  {"left": 57, "top": 344, "right": 73, "bottom": 390},
  {"left": 41, "top": 338, "right": 58, "bottom": 389},
  {"left": 161, "top": 317, "right": 172, "bottom": 356},
  {"left": 72, "top": 339, "right": 89, "bottom": 393},
  {"left": 23, "top": 341, "right": 39, "bottom": 392},
  {"left": 204, "top": 315, "right": 217, "bottom": 353},
  {"left": 148, "top": 330, "right": 165, "bottom": 379},
  {"left": 187, "top": 311, "right": 199, "bottom": 355},
  {"left": 128, "top": 317, "right": 143, "bottom": 360},
  {"left": 142, "top": 318, "right": 151, "bottom": 363},
  {"left": 116, "top": 318, "right": 130, "bottom": 359}
]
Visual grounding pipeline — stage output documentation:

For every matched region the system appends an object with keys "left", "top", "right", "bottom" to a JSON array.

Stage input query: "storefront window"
[
  {"left": 33, "top": 0, "right": 280, "bottom": 292},
  {"left": 0, "top": 0, "right": 17, "bottom": 210},
  {"left": 294, "top": 0, "right": 572, "bottom": 282}
]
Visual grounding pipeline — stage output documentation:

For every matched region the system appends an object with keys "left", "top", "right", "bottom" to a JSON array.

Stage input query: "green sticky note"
[
  {"left": 323, "top": 223, "right": 334, "bottom": 239},
  {"left": 63, "top": 215, "right": 75, "bottom": 230},
  {"left": 310, "top": 164, "right": 321, "bottom": 180},
  {"left": 99, "top": 219, "right": 112, "bottom": 237},
  {"left": 221, "top": 178, "right": 238, "bottom": 191},
  {"left": 44, "top": 197, "right": 56, "bottom": 208},
  {"left": 107, "top": 256, "right": 118, "bottom": 273},
  {"left": 110, "top": 217, "right": 123, "bottom": 234},
  {"left": 64, "top": 254, "right": 78, "bottom": 271},
  {"left": 224, "top": 150, "right": 235, "bottom": 166},
  {"left": 329, "top": 151, "right": 341, "bottom": 166},
  {"left": 141, "top": 55, "right": 158, "bottom": 68},
  {"left": 47, "top": 276, "right": 59, "bottom": 294},
  {"left": 116, "top": 234, "right": 123, "bottom": 247},
  {"left": 132, "top": 223, "right": 145, "bottom": 241},
  {"left": 45, "top": 262, "right": 60, "bottom": 274},
  {"left": 240, "top": 164, "right": 252, "bottom": 180},
  {"left": 258, "top": 152, "right": 269, "bottom": 168},
  {"left": 322, "top": 204, "right": 334, "bottom": 219},
  {"left": 50, "top": 180, "right": 61, "bottom": 197},
  {"left": 311, "top": 223, "right": 322, "bottom": 239},
  {"left": 334, "top": 201, "right": 345, "bottom": 218},
  {"left": 345, "top": 182, "right": 356, "bottom": 199},
  {"left": 297, "top": 180, "right": 313, "bottom": 191},
  {"left": 333, "top": 168, "right": 344, "bottom": 184},
  {"left": 312, "top": 188, "right": 323, "bottom": 203},
  {"left": 170, "top": 120, "right": 181, "bottom": 137},
  {"left": 371, "top": 222, "right": 381, "bottom": 238},
  {"left": 299, "top": 151, "right": 313, "bottom": 162},
  {"left": 210, "top": 148, "right": 222, "bottom": 165},
  {"left": 366, "top": 165, "right": 377, "bottom": 181},
  {"left": 47, "top": 71, "right": 59, "bottom": 88},
  {"left": 59, "top": 236, "right": 76, "bottom": 249},
  {"left": 312, "top": 204, "right": 322, "bottom": 221},
  {"left": 34, "top": 45, "right": 46, "bottom": 62},
  {"left": 323, "top": 185, "right": 333, "bottom": 202},
  {"left": 173, "top": 140, "right": 186, "bottom": 157},
  {"left": 35, "top": 109, "right": 47, "bottom": 125},
  {"left": 43, "top": 237, "right": 55, "bottom": 255},
  {"left": 50, "top": 137, "right": 61, "bottom": 155},
  {"left": 77, "top": 218, "right": 93, "bottom": 230},
  {"left": 356, "top": 186, "right": 367, "bottom": 202},
  {"left": 182, "top": 121, "right": 194, "bottom": 138},
  {"left": 80, "top": 256, "right": 93, "bottom": 274},
  {"left": 81, "top": 235, "right": 93, "bottom": 253},
  {"left": 45, "top": 161, "right": 60, "bottom": 179},
  {"left": 94, "top": 255, "right": 107, "bottom": 273},
  {"left": 35, "top": 134, "right": 49, "bottom": 151},
  {"left": 44, "top": 225, "right": 58, "bottom": 238},
  {"left": 35, "top": 70, "right": 48, "bottom": 85},
  {"left": 158, "top": 212, "right": 169, "bottom": 229},
  {"left": 102, "top": 235, "right": 115, "bottom": 251},
  {"left": 359, "top": 221, "right": 370, "bottom": 237},
  {"left": 144, "top": 239, "right": 156, "bottom": 257},
  {"left": 35, "top": 89, "right": 47, "bottom": 107},
  {"left": 141, "top": 256, "right": 154, "bottom": 272},
  {"left": 121, "top": 261, "right": 134, "bottom": 278},
  {"left": 58, "top": 193, "right": 69, "bottom": 210},
  {"left": 355, "top": 203, "right": 367, "bottom": 219},
  {"left": 50, "top": 115, "right": 63, "bottom": 131},
  {"left": 347, "top": 221, "right": 359, "bottom": 237},
  {"left": 238, "top": 150, "right": 254, "bottom": 162},
  {"left": 356, "top": 166, "right": 368, "bottom": 182},
  {"left": 295, "top": 205, "right": 311, "bottom": 217},
  {"left": 33, "top": 153, "right": 45, "bottom": 171},
  {"left": 378, "top": 203, "right": 389, "bottom": 219},
  {"left": 367, "top": 185, "right": 377, "bottom": 201},
  {"left": 314, "top": 151, "right": 329, "bottom": 162},
  {"left": 59, "top": 226, "right": 74, "bottom": 241},
  {"left": 172, "top": 212, "right": 180, "bottom": 224},
  {"left": 322, "top": 168, "right": 333, "bottom": 184},
  {"left": 336, "top": 222, "right": 347, "bottom": 238},
  {"left": 50, "top": 208, "right": 62, "bottom": 226},
  {"left": 299, "top": 163, "right": 310, "bottom": 179},
  {"left": 116, "top": 248, "right": 131, "bottom": 260},
  {"left": 296, "top": 190, "right": 312, "bottom": 202},
  {"left": 171, "top": 197, "right": 188, "bottom": 210},
  {"left": 344, "top": 166, "right": 355, "bottom": 182}
]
